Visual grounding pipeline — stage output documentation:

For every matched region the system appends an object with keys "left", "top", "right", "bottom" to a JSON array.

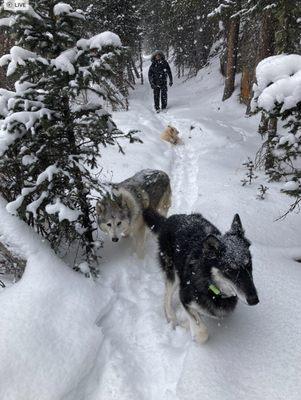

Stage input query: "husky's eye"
[
  {"left": 107, "top": 223, "right": 111, "bottom": 227},
  {"left": 117, "top": 221, "right": 122, "bottom": 226}
]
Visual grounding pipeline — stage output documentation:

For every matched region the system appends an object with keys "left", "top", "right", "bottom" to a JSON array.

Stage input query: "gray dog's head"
[
  {"left": 204, "top": 214, "right": 259, "bottom": 306},
  {"left": 96, "top": 194, "right": 131, "bottom": 242}
]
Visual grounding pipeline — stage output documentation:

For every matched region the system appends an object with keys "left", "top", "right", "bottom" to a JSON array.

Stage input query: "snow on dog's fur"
[
  {"left": 96, "top": 169, "right": 171, "bottom": 258},
  {"left": 160, "top": 125, "right": 183, "bottom": 145},
  {"left": 143, "top": 209, "right": 259, "bottom": 343}
]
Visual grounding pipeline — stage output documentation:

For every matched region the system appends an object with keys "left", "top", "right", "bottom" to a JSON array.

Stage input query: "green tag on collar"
[{"left": 209, "top": 284, "right": 221, "bottom": 295}]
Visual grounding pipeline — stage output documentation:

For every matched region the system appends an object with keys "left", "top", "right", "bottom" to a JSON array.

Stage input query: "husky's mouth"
[
  {"left": 211, "top": 267, "right": 259, "bottom": 305},
  {"left": 227, "top": 283, "right": 259, "bottom": 306}
]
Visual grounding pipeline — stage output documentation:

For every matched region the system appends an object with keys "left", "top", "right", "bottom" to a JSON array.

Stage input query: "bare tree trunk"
[
  {"left": 257, "top": 10, "right": 276, "bottom": 133},
  {"left": 222, "top": 9, "right": 240, "bottom": 101},
  {"left": 240, "top": 66, "right": 252, "bottom": 106},
  {"left": 138, "top": 39, "right": 143, "bottom": 85},
  {"left": 127, "top": 62, "right": 135, "bottom": 85},
  {"left": 257, "top": 10, "right": 275, "bottom": 62},
  {"left": 131, "top": 58, "right": 140, "bottom": 79}
]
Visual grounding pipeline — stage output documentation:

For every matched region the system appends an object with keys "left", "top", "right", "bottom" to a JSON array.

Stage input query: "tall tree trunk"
[
  {"left": 257, "top": 9, "right": 276, "bottom": 132},
  {"left": 222, "top": 8, "right": 240, "bottom": 101},
  {"left": 257, "top": 10, "right": 275, "bottom": 62},
  {"left": 138, "top": 39, "right": 144, "bottom": 85},
  {"left": 127, "top": 62, "right": 135, "bottom": 85},
  {"left": 131, "top": 58, "right": 140, "bottom": 79},
  {"left": 240, "top": 66, "right": 252, "bottom": 106}
]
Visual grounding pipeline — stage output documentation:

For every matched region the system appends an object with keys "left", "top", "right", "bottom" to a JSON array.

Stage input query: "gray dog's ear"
[
  {"left": 230, "top": 214, "right": 244, "bottom": 236},
  {"left": 96, "top": 201, "right": 105, "bottom": 214},
  {"left": 203, "top": 235, "right": 222, "bottom": 258}
]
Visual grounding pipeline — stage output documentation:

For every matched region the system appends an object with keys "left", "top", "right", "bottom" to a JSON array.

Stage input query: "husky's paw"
[
  {"left": 194, "top": 329, "right": 209, "bottom": 344},
  {"left": 179, "top": 319, "right": 190, "bottom": 330},
  {"left": 166, "top": 316, "right": 178, "bottom": 330}
]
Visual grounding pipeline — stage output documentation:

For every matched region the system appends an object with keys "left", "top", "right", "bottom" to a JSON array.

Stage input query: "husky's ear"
[
  {"left": 203, "top": 235, "right": 222, "bottom": 258},
  {"left": 120, "top": 191, "right": 135, "bottom": 212},
  {"left": 96, "top": 201, "right": 106, "bottom": 215},
  {"left": 230, "top": 214, "right": 245, "bottom": 236}
]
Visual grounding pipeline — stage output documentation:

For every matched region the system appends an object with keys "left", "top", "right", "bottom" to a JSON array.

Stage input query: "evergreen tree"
[
  {"left": 142, "top": 0, "right": 172, "bottom": 55},
  {"left": 0, "top": 1, "right": 139, "bottom": 269},
  {"left": 274, "top": 0, "right": 301, "bottom": 54},
  {"left": 143, "top": 0, "right": 218, "bottom": 76},
  {"left": 251, "top": 54, "right": 301, "bottom": 210},
  {"left": 82, "top": 0, "right": 143, "bottom": 86}
]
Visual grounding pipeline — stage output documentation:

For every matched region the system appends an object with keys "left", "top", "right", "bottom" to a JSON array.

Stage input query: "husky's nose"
[
  {"left": 112, "top": 237, "right": 119, "bottom": 243},
  {"left": 247, "top": 295, "right": 259, "bottom": 306}
]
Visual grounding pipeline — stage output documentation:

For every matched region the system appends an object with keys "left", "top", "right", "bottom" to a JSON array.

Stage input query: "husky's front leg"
[
  {"left": 132, "top": 220, "right": 146, "bottom": 259},
  {"left": 164, "top": 277, "right": 179, "bottom": 328},
  {"left": 182, "top": 303, "right": 209, "bottom": 344}
]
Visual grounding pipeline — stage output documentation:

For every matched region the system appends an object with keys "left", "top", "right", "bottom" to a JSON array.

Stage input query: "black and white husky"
[{"left": 143, "top": 209, "right": 259, "bottom": 343}]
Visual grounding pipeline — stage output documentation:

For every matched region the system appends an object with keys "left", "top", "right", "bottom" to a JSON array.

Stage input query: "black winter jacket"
[{"left": 148, "top": 51, "right": 173, "bottom": 88}]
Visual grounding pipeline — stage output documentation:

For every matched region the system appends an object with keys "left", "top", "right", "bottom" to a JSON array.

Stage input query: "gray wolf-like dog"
[
  {"left": 143, "top": 209, "right": 259, "bottom": 343},
  {"left": 160, "top": 125, "right": 183, "bottom": 145},
  {"left": 96, "top": 169, "right": 171, "bottom": 258}
]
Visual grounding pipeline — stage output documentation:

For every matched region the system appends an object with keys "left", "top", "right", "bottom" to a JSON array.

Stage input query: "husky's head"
[
  {"left": 204, "top": 214, "right": 259, "bottom": 306},
  {"left": 96, "top": 195, "right": 131, "bottom": 242}
]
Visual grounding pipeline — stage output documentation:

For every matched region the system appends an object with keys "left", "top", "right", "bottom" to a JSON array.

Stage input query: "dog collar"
[{"left": 208, "top": 284, "right": 221, "bottom": 296}]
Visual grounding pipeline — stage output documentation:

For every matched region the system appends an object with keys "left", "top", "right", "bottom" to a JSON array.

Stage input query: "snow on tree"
[
  {"left": 251, "top": 54, "right": 301, "bottom": 210},
  {"left": 80, "top": 0, "right": 144, "bottom": 87},
  {"left": 0, "top": 1, "right": 139, "bottom": 271}
]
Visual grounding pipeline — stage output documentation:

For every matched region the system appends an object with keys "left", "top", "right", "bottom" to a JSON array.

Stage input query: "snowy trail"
[
  {"left": 82, "top": 93, "right": 199, "bottom": 400},
  {"left": 86, "top": 61, "right": 301, "bottom": 400}
]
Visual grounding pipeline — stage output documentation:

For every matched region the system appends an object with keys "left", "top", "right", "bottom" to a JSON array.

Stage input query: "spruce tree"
[
  {"left": 251, "top": 54, "right": 301, "bottom": 210},
  {"left": 0, "top": 1, "right": 139, "bottom": 269}
]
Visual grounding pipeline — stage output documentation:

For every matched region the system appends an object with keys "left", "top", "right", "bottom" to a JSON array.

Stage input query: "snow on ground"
[
  {"left": 0, "top": 200, "right": 115, "bottom": 400},
  {"left": 1, "top": 57, "right": 301, "bottom": 399}
]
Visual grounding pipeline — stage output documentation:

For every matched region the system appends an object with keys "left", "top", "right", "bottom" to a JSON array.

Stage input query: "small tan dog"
[{"left": 160, "top": 125, "right": 183, "bottom": 145}]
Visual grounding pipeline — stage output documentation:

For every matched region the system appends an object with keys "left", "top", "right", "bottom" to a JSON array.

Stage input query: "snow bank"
[
  {"left": 0, "top": 198, "right": 115, "bottom": 400},
  {"left": 252, "top": 54, "right": 301, "bottom": 112},
  {"left": 77, "top": 32, "right": 122, "bottom": 51}
]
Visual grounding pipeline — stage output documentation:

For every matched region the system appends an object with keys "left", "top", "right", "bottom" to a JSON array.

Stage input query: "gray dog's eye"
[
  {"left": 107, "top": 223, "right": 111, "bottom": 227},
  {"left": 117, "top": 221, "right": 122, "bottom": 226}
]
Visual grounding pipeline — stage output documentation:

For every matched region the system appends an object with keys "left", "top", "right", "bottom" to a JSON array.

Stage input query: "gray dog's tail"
[{"left": 143, "top": 208, "right": 166, "bottom": 234}]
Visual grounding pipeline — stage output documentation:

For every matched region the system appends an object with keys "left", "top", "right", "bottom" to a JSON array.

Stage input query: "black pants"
[{"left": 153, "top": 85, "right": 167, "bottom": 110}]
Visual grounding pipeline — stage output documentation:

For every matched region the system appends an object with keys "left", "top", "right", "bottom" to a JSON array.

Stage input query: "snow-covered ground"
[{"left": 1, "top": 58, "right": 301, "bottom": 400}]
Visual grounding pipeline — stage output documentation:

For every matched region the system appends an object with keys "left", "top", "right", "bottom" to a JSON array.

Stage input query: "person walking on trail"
[{"left": 148, "top": 50, "right": 173, "bottom": 113}]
